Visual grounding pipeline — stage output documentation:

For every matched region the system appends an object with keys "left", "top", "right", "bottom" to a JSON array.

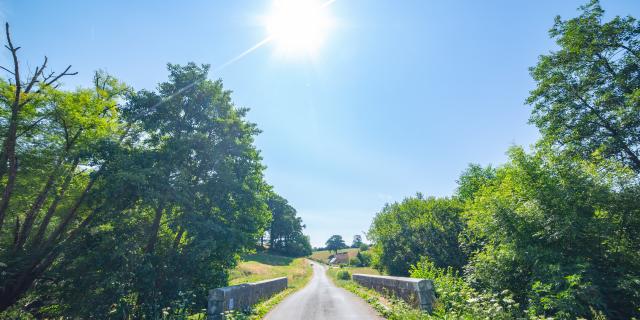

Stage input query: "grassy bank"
[
  {"left": 191, "top": 252, "right": 313, "bottom": 319},
  {"left": 326, "top": 267, "right": 426, "bottom": 320},
  {"left": 229, "top": 253, "right": 311, "bottom": 289}
]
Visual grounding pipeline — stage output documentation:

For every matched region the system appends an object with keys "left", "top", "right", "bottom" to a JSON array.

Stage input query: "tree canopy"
[
  {"left": 264, "top": 192, "right": 312, "bottom": 257},
  {"left": 527, "top": 0, "right": 640, "bottom": 172},
  {"left": 369, "top": 2, "right": 640, "bottom": 318},
  {"left": 325, "top": 235, "right": 347, "bottom": 254},
  {"left": 0, "top": 26, "right": 308, "bottom": 317}
]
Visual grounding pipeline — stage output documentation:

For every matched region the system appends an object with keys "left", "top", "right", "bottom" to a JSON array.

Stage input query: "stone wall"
[
  {"left": 207, "top": 277, "right": 287, "bottom": 319},
  {"left": 352, "top": 273, "right": 436, "bottom": 312}
]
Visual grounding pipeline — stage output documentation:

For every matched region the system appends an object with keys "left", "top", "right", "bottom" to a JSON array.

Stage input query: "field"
[
  {"left": 309, "top": 248, "right": 359, "bottom": 263},
  {"left": 229, "top": 252, "right": 312, "bottom": 289}
]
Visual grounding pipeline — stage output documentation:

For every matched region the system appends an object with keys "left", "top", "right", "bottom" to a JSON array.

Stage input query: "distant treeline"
[
  {"left": 0, "top": 26, "right": 309, "bottom": 318},
  {"left": 368, "top": 2, "right": 640, "bottom": 319}
]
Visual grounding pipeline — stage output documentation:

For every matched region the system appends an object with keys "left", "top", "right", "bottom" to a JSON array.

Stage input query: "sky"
[{"left": 3, "top": 0, "right": 639, "bottom": 247}]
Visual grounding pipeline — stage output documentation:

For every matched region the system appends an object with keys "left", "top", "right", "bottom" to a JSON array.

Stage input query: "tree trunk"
[
  {"left": 0, "top": 111, "right": 19, "bottom": 231},
  {"left": 172, "top": 227, "right": 184, "bottom": 252},
  {"left": 14, "top": 164, "right": 61, "bottom": 250},
  {"left": 40, "top": 175, "right": 97, "bottom": 248},
  {"left": 31, "top": 161, "right": 78, "bottom": 248},
  {"left": 144, "top": 204, "right": 165, "bottom": 254}
]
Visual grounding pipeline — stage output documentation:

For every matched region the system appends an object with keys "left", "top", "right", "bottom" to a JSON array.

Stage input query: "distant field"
[
  {"left": 309, "top": 248, "right": 359, "bottom": 263},
  {"left": 229, "top": 252, "right": 312, "bottom": 289}
]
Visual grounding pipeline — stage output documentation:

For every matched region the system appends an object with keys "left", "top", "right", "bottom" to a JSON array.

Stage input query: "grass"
[
  {"left": 309, "top": 248, "right": 359, "bottom": 263},
  {"left": 326, "top": 267, "right": 427, "bottom": 320},
  {"left": 229, "top": 252, "right": 310, "bottom": 288},
  {"left": 191, "top": 252, "right": 313, "bottom": 320},
  {"left": 225, "top": 253, "right": 312, "bottom": 319}
]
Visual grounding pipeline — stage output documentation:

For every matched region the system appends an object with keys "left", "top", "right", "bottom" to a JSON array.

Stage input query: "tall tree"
[
  {"left": 265, "top": 193, "right": 311, "bottom": 257},
  {"left": 351, "top": 234, "right": 363, "bottom": 248},
  {"left": 527, "top": 0, "right": 640, "bottom": 172},
  {"left": 0, "top": 62, "right": 128, "bottom": 310},
  {"left": 325, "top": 235, "right": 346, "bottom": 254}
]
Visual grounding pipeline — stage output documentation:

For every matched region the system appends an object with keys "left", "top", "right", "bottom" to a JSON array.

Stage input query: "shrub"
[
  {"left": 410, "top": 258, "right": 521, "bottom": 319},
  {"left": 336, "top": 270, "right": 351, "bottom": 280},
  {"left": 356, "top": 251, "right": 372, "bottom": 267}
]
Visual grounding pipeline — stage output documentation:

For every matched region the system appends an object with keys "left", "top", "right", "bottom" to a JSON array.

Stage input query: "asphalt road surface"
[{"left": 264, "top": 261, "right": 384, "bottom": 320}]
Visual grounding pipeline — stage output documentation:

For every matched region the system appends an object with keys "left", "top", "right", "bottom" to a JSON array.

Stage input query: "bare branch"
[
  {"left": 44, "top": 65, "right": 77, "bottom": 87},
  {"left": 5, "top": 23, "right": 21, "bottom": 109},
  {"left": 0, "top": 65, "right": 14, "bottom": 75},
  {"left": 22, "top": 56, "right": 47, "bottom": 94}
]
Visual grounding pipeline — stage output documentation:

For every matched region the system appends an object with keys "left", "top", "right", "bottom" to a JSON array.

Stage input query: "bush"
[
  {"left": 410, "top": 258, "right": 521, "bottom": 319},
  {"left": 336, "top": 270, "right": 351, "bottom": 280},
  {"left": 356, "top": 251, "right": 372, "bottom": 267}
]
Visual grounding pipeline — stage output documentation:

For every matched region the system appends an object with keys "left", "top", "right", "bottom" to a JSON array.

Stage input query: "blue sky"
[{"left": 3, "top": 0, "right": 639, "bottom": 247}]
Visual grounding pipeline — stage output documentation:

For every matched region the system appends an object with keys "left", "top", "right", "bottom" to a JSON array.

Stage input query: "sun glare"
[{"left": 266, "top": 0, "right": 333, "bottom": 55}]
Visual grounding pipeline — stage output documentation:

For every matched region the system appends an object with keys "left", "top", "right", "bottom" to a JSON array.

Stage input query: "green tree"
[
  {"left": 527, "top": 0, "right": 640, "bottom": 173},
  {"left": 0, "top": 27, "right": 128, "bottom": 309},
  {"left": 265, "top": 192, "right": 311, "bottom": 257},
  {"left": 465, "top": 147, "right": 640, "bottom": 319},
  {"left": 88, "top": 62, "right": 271, "bottom": 317},
  {"left": 368, "top": 195, "right": 466, "bottom": 276},
  {"left": 325, "top": 235, "right": 346, "bottom": 254},
  {"left": 0, "top": 58, "right": 275, "bottom": 317},
  {"left": 455, "top": 164, "right": 496, "bottom": 202},
  {"left": 351, "top": 234, "right": 363, "bottom": 248}
]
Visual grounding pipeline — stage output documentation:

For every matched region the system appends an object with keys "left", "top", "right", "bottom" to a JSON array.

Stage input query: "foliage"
[
  {"left": 368, "top": 195, "right": 466, "bottom": 276},
  {"left": 464, "top": 146, "right": 640, "bottom": 319},
  {"left": 325, "top": 234, "right": 347, "bottom": 254},
  {"left": 527, "top": 0, "right": 640, "bottom": 173},
  {"left": 336, "top": 270, "right": 352, "bottom": 280},
  {"left": 365, "top": 3, "right": 640, "bottom": 319},
  {"left": 455, "top": 164, "right": 496, "bottom": 203},
  {"left": 354, "top": 250, "right": 372, "bottom": 267},
  {"left": 351, "top": 234, "right": 364, "bottom": 248},
  {"left": 263, "top": 193, "right": 311, "bottom": 257},
  {"left": 410, "top": 258, "right": 521, "bottom": 319},
  {"left": 0, "top": 55, "right": 298, "bottom": 318}
]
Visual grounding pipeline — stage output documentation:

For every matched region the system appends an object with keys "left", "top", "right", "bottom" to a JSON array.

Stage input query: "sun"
[{"left": 266, "top": 0, "right": 333, "bottom": 55}]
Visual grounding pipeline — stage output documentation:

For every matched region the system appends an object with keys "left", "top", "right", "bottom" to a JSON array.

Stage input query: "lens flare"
[{"left": 266, "top": 0, "right": 334, "bottom": 55}]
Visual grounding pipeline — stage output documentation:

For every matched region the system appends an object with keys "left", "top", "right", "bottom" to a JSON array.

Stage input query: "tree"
[
  {"left": 264, "top": 193, "right": 311, "bottom": 257},
  {"left": 456, "top": 164, "right": 496, "bottom": 202},
  {"left": 0, "top": 22, "right": 127, "bottom": 309},
  {"left": 527, "top": 0, "right": 640, "bottom": 173},
  {"left": 368, "top": 195, "right": 466, "bottom": 276},
  {"left": 325, "top": 235, "right": 346, "bottom": 254},
  {"left": 464, "top": 146, "right": 640, "bottom": 319},
  {"left": 0, "top": 58, "right": 274, "bottom": 317},
  {"left": 351, "top": 234, "right": 363, "bottom": 248}
]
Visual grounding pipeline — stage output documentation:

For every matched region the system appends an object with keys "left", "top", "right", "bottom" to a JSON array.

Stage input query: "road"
[{"left": 264, "top": 261, "right": 384, "bottom": 320}]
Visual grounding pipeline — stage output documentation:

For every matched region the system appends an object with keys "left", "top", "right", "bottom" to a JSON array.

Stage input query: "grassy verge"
[
  {"left": 191, "top": 253, "right": 313, "bottom": 319},
  {"left": 229, "top": 253, "right": 311, "bottom": 289},
  {"left": 326, "top": 267, "right": 427, "bottom": 320}
]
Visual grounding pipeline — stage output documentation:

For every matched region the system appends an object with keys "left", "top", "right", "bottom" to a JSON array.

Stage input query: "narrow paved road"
[{"left": 264, "top": 261, "right": 384, "bottom": 320}]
